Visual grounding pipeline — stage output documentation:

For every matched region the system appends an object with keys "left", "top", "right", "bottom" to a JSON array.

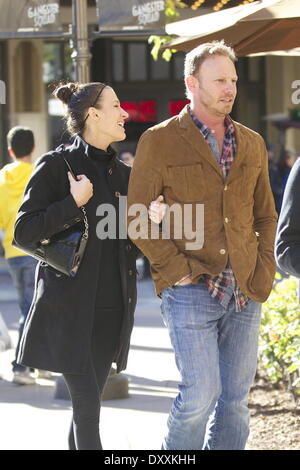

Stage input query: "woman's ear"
[{"left": 88, "top": 107, "right": 100, "bottom": 120}]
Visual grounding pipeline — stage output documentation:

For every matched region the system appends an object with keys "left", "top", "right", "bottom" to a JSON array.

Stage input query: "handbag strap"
[{"left": 63, "top": 153, "right": 89, "bottom": 239}]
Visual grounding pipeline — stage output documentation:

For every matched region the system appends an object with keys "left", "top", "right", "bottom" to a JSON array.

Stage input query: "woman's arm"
[{"left": 14, "top": 153, "right": 86, "bottom": 246}]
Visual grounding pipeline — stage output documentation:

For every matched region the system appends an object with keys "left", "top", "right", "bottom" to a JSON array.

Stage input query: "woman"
[{"left": 14, "top": 82, "right": 138, "bottom": 450}]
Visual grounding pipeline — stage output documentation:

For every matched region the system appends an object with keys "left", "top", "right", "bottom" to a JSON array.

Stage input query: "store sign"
[
  {"left": 121, "top": 101, "right": 157, "bottom": 122},
  {"left": 27, "top": 2, "right": 59, "bottom": 28},
  {"left": 169, "top": 100, "right": 190, "bottom": 117},
  {"left": 0, "top": 0, "right": 62, "bottom": 35},
  {"left": 98, "top": 0, "right": 166, "bottom": 33}
]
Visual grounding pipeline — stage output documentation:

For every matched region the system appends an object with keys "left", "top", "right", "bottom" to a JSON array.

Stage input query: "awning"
[{"left": 164, "top": 0, "right": 300, "bottom": 56}]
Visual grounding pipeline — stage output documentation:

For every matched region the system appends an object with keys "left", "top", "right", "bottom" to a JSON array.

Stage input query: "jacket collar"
[{"left": 62, "top": 135, "right": 118, "bottom": 168}]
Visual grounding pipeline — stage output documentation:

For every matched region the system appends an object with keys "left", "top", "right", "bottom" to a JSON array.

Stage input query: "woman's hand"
[
  {"left": 148, "top": 195, "right": 167, "bottom": 224},
  {"left": 68, "top": 172, "right": 93, "bottom": 207}
]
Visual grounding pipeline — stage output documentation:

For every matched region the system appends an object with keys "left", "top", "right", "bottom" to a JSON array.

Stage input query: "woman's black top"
[{"left": 89, "top": 144, "right": 123, "bottom": 310}]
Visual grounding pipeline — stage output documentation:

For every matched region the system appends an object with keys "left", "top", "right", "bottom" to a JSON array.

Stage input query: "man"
[
  {"left": 0, "top": 126, "right": 37, "bottom": 385},
  {"left": 127, "top": 41, "right": 277, "bottom": 450},
  {"left": 275, "top": 155, "right": 300, "bottom": 277}
]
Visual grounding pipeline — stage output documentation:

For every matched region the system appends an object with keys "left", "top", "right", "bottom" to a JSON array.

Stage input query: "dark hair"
[
  {"left": 53, "top": 82, "right": 107, "bottom": 135},
  {"left": 7, "top": 126, "right": 35, "bottom": 158}
]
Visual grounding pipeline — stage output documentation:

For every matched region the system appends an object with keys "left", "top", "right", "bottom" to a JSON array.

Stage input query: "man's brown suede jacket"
[{"left": 127, "top": 106, "right": 277, "bottom": 302}]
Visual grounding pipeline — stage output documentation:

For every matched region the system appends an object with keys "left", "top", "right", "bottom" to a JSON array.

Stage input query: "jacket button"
[
  {"left": 108, "top": 168, "right": 113, "bottom": 175},
  {"left": 224, "top": 185, "right": 228, "bottom": 191},
  {"left": 128, "top": 297, "right": 132, "bottom": 304},
  {"left": 115, "top": 191, "right": 121, "bottom": 197},
  {"left": 129, "top": 269, "right": 133, "bottom": 276},
  {"left": 224, "top": 217, "right": 229, "bottom": 223},
  {"left": 126, "top": 244, "right": 132, "bottom": 251},
  {"left": 220, "top": 249, "right": 226, "bottom": 255}
]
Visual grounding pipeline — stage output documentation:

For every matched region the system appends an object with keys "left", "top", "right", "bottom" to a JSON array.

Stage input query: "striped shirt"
[{"left": 188, "top": 106, "right": 249, "bottom": 312}]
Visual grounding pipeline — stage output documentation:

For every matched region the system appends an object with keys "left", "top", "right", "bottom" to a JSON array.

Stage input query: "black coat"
[
  {"left": 14, "top": 136, "right": 137, "bottom": 374},
  {"left": 275, "top": 157, "right": 300, "bottom": 277}
]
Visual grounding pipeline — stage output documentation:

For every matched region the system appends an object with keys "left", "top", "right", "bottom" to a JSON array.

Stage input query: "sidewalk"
[{"left": 0, "top": 257, "right": 179, "bottom": 450}]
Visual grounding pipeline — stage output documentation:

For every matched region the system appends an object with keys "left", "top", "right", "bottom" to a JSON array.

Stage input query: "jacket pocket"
[{"left": 165, "top": 163, "right": 206, "bottom": 202}]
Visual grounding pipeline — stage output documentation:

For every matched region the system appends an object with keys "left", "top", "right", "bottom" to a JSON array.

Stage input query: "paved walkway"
[{"left": 0, "top": 257, "right": 179, "bottom": 450}]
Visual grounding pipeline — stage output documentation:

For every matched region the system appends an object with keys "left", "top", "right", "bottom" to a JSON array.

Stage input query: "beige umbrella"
[{"left": 164, "top": 0, "right": 300, "bottom": 56}]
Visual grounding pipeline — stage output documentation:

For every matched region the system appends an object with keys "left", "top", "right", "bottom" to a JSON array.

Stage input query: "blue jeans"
[
  {"left": 161, "top": 281, "right": 262, "bottom": 450},
  {"left": 7, "top": 256, "right": 37, "bottom": 372}
]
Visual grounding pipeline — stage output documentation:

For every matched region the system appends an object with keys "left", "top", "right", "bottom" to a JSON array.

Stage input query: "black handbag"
[{"left": 13, "top": 156, "right": 89, "bottom": 277}]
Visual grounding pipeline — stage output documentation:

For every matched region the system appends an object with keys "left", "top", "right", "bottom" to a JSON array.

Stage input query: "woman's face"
[{"left": 94, "top": 87, "right": 129, "bottom": 144}]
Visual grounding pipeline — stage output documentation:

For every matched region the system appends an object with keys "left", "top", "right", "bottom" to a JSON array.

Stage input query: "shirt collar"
[{"left": 188, "top": 105, "right": 235, "bottom": 139}]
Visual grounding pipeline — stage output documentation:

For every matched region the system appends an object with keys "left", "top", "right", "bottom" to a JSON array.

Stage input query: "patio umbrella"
[{"left": 164, "top": 0, "right": 300, "bottom": 56}]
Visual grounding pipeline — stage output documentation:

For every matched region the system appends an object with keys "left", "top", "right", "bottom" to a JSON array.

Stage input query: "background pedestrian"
[{"left": 0, "top": 126, "right": 37, "bottom": 385}]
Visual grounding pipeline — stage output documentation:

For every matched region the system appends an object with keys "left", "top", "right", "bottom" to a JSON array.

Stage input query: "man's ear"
[
  {"left": 185, "top": 75, "right": 198, "bottom": 96},
  {"left": 7, "top": 147, "right": 15, "bottom": 159}
]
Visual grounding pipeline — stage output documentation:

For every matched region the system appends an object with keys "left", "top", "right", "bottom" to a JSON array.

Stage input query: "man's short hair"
[
  {"left": 7, "top": 126, "right": 34, "bottom": 158},
  {"left": 184, "top": 40, "right": 237, "bottom": 81}
]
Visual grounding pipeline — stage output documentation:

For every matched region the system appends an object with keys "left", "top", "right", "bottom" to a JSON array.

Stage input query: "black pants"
[{"left": 63, "top": 305, "right": 122, "bottom": 450}]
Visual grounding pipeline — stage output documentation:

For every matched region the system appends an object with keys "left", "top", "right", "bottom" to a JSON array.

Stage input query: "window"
[
  {"left": 43, "top": 42, "right": 75, "bottom": 149},
  {"left": 43, "top": 42, "right": 74, "bottom": 85},
  {"left": 173, "top": 53, "right": 185, "bottom": 81},
  {"left": 111, "top": 40, "right": 184, "bottom": 83},
  {"left": 112, "top": 43, "right": 124, "bottom": 82},
  {"left": 128, "top": 43, "right": 147, "bottom": 81},
  {"left": 151, "top": 55, "right": 170, "bottom": 81},
  {"left": 248, "top": 57, "right": 262, "bottom": 82}
]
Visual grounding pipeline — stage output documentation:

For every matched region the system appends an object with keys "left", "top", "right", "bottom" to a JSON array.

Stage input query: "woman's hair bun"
[{"left": 54, "top": 82, "right": 78, "bottom": 105}]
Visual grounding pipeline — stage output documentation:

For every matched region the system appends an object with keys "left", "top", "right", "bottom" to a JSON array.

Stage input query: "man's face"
[{"left": 191, "top": 55, "right": 238, "bottom": 118}]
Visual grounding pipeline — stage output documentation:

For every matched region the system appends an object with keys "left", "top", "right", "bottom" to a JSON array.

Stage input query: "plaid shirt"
[{"left": 189, "top": 106, "right": 249, "bottom": 312}]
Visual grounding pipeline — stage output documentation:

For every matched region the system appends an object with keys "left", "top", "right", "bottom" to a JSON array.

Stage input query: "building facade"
[{"left": 0, "top": 1, "right": 300, "bottom": 167}]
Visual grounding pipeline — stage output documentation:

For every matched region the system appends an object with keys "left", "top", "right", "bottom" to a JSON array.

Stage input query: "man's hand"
[
  {"left": 68, "top": 172, "right": 93, "bottom": 207},
  {"left": 148, "top": 195, "right": 167, "bottom": 224}
]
